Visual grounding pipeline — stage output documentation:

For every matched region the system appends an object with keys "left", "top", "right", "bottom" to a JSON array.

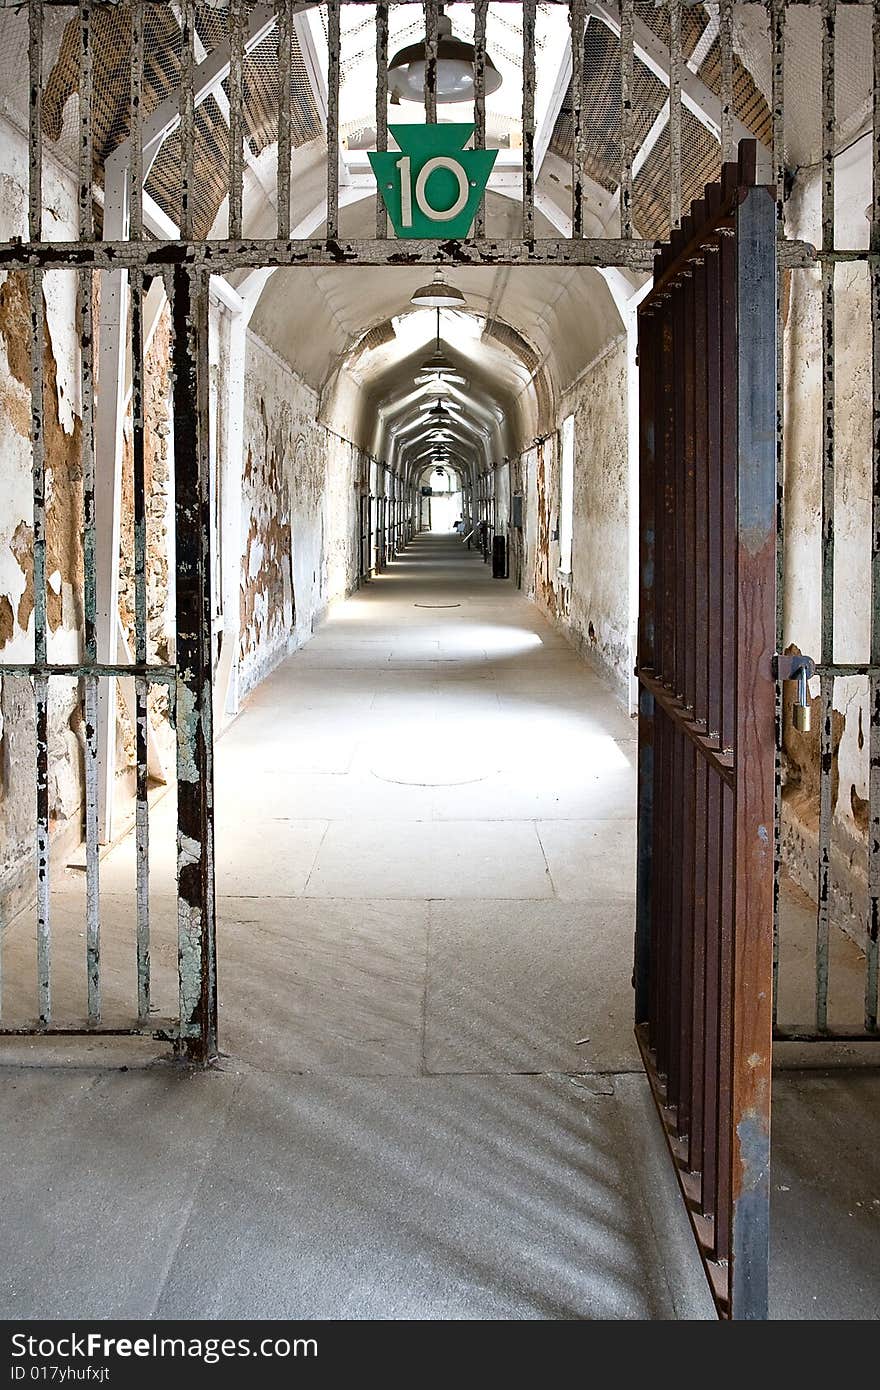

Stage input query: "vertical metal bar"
[
  {"left": 729, "top": 172, "right": 777, "bottom": 1322},
  {"left": 720, "top": 0, "right": 734, "bottom": 164},
  {"left": 29, "top": 269, "right": 50, "bottom": 1025},
  {"left": 619, "top": 0, "right": 634, "bottom": 240},
  {"left": 673, "top": 276, "right": 687, "bottom": 704},
  {"left": 78, "top": 0, "right": 100, "bottom": 1026},
  {"left": 690, "top": 256, "right": 709, "bottom": 1171},
  {"left": 522, "top": 0, "right": 536, "bottom": 243},
  {"left": 635, "top": 304, "right": 656, "bottom": 1025},
  {"left": 868, "top": 0, "right": 880, "bottom": 1033},
  {"left": 228, "top": 0, "right": 246, "bottom": 240},
  {"left": 375, "top": 2, "right": 389, "bottom": 239},
  {"left": 668, "top": 0, "right": 682, "bottom": 231},
  {"left": 77, "top": 0, "right": 93, "bottom": 242},
  {"left": 28, "top": 0, "right": 42, "bottom": 243},
  {"left": 326, "top": 0, "right": 341, "bottom": 238},
  {"left": 473, "top": 0, "right": 488, "bottom": 237},
  {"left": 683, "top": 255, "right": 696, "bottom": 715},
  {"left": 715, "top": 779, "right": 734, "bottom": 1272},
  {"left": 702, "top": 770, "right": 721, "bottom": 1220},
  {"left": 129, "top": 0, "right": 144, "bottom": 242},
  {"left": 817, "top": 0, "right": 836, "bottom": 1033},
  {"left": 28, "top": 283, "right": 45, "bottom": 668},
  {"left": 703, "top": 231, "right": 723, "bottom": 1204},
  {"left": 720, "top": 230, "right": 737, "bottom": 757},
  {"left": 771, "top": 0, "right": 785, "bottom": 1026},
  {"left": 678, "top": 739, "right": 696, "bottom": 1135},
  {"left": 131, "top": 273, "right": 150, "bottom": 1022},
  {"left": 171, "top": 267, "right": 217, "bottom": 1063},
  {"left": 569, "top": 0, "right": 585, "bottom": 237},
  {"left": 276, "top": 0, "right": 292, "bottom": 239},
  {"left": 179, "top": 0, "right": 196, "bottom": 241},
  {"left": 424, "top": 1, "right": 439, "bottom": 126}
]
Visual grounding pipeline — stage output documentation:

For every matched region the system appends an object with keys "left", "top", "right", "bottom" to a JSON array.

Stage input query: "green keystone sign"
[{"left": 368, "top": 124, "right": 497, "bottom": 240}]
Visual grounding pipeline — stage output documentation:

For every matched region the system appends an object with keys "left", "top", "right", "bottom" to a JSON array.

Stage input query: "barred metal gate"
[{"left": 635, "top": 143, "right": 777, "bottom": 1320}]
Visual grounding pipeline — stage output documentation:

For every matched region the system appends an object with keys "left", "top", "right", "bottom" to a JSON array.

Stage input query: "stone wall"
[
  {"left": 238, "top": 331, "right": 361, "bottom": 700},
  {"left": 513, "top": 334, "right": 631, "bottom": 703}
]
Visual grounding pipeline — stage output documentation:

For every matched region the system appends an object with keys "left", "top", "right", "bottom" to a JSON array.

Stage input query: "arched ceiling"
[{"left": 248, "top": 186, "right": 628, "bottom": 472}]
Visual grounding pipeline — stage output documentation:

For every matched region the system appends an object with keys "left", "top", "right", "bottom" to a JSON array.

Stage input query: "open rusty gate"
[{"left": 635, "top": 144, "right": 777, "bottom": 1320}]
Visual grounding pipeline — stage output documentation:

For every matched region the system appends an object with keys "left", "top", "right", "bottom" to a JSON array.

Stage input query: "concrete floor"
[{"left": 0, "top": 534, "right": 878, "bottom": 1319}]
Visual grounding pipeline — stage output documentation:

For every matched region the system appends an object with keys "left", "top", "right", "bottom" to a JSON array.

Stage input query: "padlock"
[{"left": 793, "top": 666, "right": 811, "bottom": 733}]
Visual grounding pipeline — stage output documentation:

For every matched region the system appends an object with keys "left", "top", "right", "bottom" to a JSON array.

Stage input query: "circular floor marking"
[
  {"left": 413, "top": 602, "right": 461, "bottom": 609},
  {"left": 371, "top": 752, "right": 498, "bottom": 787}
]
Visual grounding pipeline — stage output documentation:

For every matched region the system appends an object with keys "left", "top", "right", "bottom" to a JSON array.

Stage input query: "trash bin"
[{"left": 492, "top": 534, "right": 506, "bottom": 579}]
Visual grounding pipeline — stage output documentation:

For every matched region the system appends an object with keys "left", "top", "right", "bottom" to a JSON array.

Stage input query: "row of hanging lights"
[{"left": 390, "top": 6, "right": 501, "bottom": 470}]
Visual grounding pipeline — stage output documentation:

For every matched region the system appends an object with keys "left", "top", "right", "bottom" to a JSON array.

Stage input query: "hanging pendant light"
[
  {"left": 388, "top": 10, "right": 503, "bottom": 106},
  {"left": 417, "top": 308, "right": 459, "bottom": 378},
  {"left": 410, "top": 268, "right": 466, "bottom": 309}
]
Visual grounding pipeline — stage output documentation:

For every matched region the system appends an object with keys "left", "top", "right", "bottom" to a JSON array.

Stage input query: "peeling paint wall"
[
  {"left": 238, "top": 331, "right": 360, "bottom": 699},
  {"left": 515, "top": 335, "right": 631, "bottom": 701},
  {"left": 0, "top": 114, "right": 88, "bottom": 916},
  {"left": 781, "top": 138, "right": 874, "bottom": 938}
]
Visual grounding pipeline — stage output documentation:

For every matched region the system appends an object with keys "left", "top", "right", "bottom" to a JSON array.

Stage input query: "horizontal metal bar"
[
  {"left": 0, "top": 1022, "right": 178, "bottom": 1039},
  {"left": 0, "top": 664, "right": 176, "bottom": 680},
  {"left": 639, "top": 669, "right": 735, "bottom": 786},
  {"left": 20, "top": 1, "right": 880, "bottom": 6},
  {"left": 773, "top": 1027, "right": 880, "bottom": 1042},
  {"left": 0, "top": 238, "right": 659, "bottom": 272},
  {"left": 813, "top": 662, "right": 880, "bottom": 676}
]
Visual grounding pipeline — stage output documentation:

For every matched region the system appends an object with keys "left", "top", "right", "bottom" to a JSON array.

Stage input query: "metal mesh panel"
[
  {"left": 698, "top": 35, "right": 773, "bottom": 147},
  {"left": 146, "top": 93, "right": 230, "bottom": 238},
  {"left": 552, "top": 20, "right": 621, "bottom": 193},
  {"left": 222, "top": 27, "right": 321, "bottom": 158}
]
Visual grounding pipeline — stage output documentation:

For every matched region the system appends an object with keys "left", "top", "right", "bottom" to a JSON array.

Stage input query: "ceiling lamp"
[
  {"left": 414, "top": 371, "right": 467, "bottom": 387},
  {"left": 418, "top": 307, "right": 460, "bottom": 379},
  {"left": 387, "top": 10, "right": 503, "bottom": 106},
  {"left": 410, "top": 268, "right": 466, "bottom": 309}
]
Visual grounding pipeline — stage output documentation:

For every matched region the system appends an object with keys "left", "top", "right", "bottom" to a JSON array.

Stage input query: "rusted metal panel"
[{"left": 637, "top": 144, "right": 776, "bottom": 1319}]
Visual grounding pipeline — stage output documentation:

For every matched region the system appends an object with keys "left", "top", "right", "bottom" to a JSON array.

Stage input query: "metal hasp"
[
  {"left": 774, "top": 653, "right": 816, "bottom": 733},
  {"left": 634, "top": 141, "right": 777, "bottom": 1320}
]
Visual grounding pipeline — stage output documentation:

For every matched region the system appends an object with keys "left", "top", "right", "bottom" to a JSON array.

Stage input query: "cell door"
[{"left": 634, "top": 143, "right": 777, "bottom": 1320}]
